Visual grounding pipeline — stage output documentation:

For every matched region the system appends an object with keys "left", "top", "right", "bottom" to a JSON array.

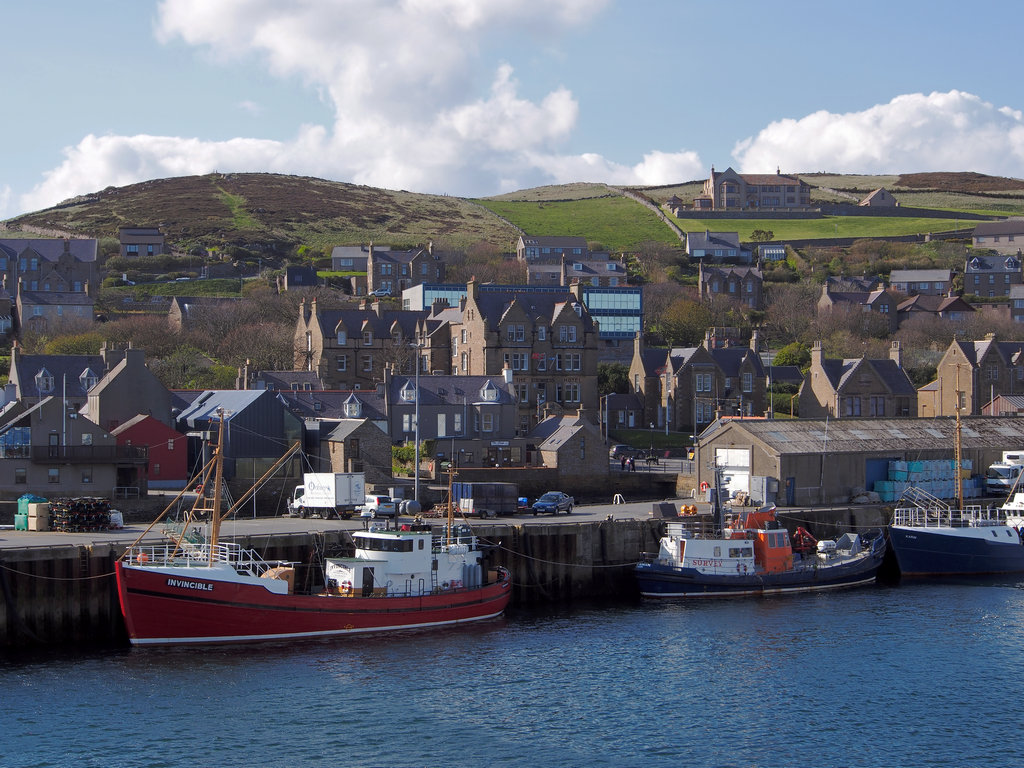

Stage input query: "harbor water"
[{"left": 3, "top": 579, "right": 1024, "bottom": 768}]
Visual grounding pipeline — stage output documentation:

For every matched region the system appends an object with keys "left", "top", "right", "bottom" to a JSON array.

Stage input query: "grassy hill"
[{"left": 6, "top": 171, "right": 1024, "bottom": 260}]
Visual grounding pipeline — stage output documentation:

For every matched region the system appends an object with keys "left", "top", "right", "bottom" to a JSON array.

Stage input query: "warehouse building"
[{"left": 695, "top": 417, "right": 1024, "bottom": 506}]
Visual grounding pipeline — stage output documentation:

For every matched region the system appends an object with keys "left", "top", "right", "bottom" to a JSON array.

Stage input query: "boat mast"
[
  {"left": 207, "top": 410, "right": 227, "bottom": 564},
  {"left": 955, "top": 364, "right": 964, "bottom": 510},
  {"left": 446, "top": 463, "right": 457, "bottom": 546}
]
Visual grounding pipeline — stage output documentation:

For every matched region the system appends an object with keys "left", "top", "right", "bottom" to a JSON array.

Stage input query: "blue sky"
[{"left": 4, "top": 0, "right": 1024, "bottom": 219}]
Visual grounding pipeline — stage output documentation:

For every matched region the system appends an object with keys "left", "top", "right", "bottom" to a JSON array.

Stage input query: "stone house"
[
  {"left": 321, "top": 418, "right": 392, "bottom": 487},
  {"left": 686, "top": 231, "right": 747, "bottom": 262},
  {"left": 0, "top": 238, "right": 97, "bottom": 299},
  {"left": 293, "top": 298, "right": 445, "bottom": 390},
  {"left": 889, "top": 269, "right": 953, "bottom": 296},
  {"left": 697, "top": 166, "right": 811, "bottom": 211},
  {"left": 972, "top": 219, "right": 1024, "bottom": 255},
  {"left": 964, "top": 253, "right": 1022, "bottom": 297},
  {"left": 817, "top": 283, "right": 899, "bottom": 334},
  {"left": 83, "top": 345, "right": 173, "bottom": 431},
  {"left": 698, "top": 263, "right": 763, "bottom": 310},
  {"left": 896, "top": 293, "right": 974, "bottom": 324},
  {"left": 16, "top": 289, "right": 94, "bottom": 333},
  {"left": 366, "top": 242, "right": 446, "bottom": 295},
  {"left": 516, "top": 235, "right": 588, "bottom": 262},
  {"left": 118, "top": 226, "right": 166, "bottom": 259},
  {"left": 528, "top": 409, "right": 609, "bottom": 484},
  {"left": 527, "top": 255, "right": 627, "bottom": 287},
  {"left": 859, "top": 188, "right": 898, "bottom": 207},
  {"left": 448, "top": 279, "right": 599, "bottom": 433},
  {"left": 798, "top": 341, "right": 916, "bottom": 419},
  {"left": 918, "top": 334, "right": 1024, "bottom": 417}
]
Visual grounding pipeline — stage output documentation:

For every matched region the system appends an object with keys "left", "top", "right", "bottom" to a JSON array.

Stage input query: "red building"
[{"left": 111, "top": 415, "right": 188, "bottom": 491}]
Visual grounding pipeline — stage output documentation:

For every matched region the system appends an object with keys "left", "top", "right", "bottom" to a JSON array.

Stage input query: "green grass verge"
[{"left": 670, "top": 214, "right": 966, "bottom": 241}]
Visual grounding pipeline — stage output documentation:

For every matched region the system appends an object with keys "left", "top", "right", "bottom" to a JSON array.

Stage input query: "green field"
[
  {"left": 474, "top": 196, "right": 679, "bottom": 251},
  {"left": 670, "top": 214, "right": 966, "bottom": 241}
]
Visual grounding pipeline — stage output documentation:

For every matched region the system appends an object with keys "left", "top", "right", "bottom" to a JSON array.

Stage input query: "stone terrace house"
[
  {"left": 695, "top": 166, "right": 811, "bottom": 211},
  {"left": 889, "top": 269, "right": 953, "bottom": 296},
  {"left": 17, "top": 289, "right": 94, "bottom": 333},
  {"left": 516, "top": 235, "right": 588, "bottom": 262},
  {"left": 381, "top": 367, "right": 524, "bottom": 466},
  {"left": 799, "top": 341, "right": 916, "bottom": 419},
  {"left": 118, "top": 226, "right": 166, "bottom": 259},
  {"left": 972, "top": 219, "right": 1024, "bottom": 255},
  {"left": 448, "top": 279, "right": 599, "bottom": 433},
  {"left": 964, "top": 252, "right": 1022, "bottom": 297},
  {"left": 82, "top": 345, "right": 172, "bottom": 431},
  {"left": 293, "top": 298, "right": 449, "bottom": 390},
  {"left": 629, "top": 332, "right": 766, "bottom": 435},
  {"left": 698, "top": 264, "right": 764, "bottom": 310},
  {"left": 321, "top": 418, "right": 392, "bottom": 487},
  {"left": 817, "top": 283, "right": 899, "bottom": 334},
  {"left": 918, "top": 334, "right": 1024, "bottom": 417},
  {"left": 529, "top": 409, "right": 609, "bottom": 484},
  {"left": 897, "top": 294, "right": 974, "bottom": 325},
  {"left": 0, "top": 238, "right": 97, "bottom": 300},
  {"left": 7, "top": 343, "right": 106, "bottom": 408},
  {"left": 366, "top": 242, "right": 446, "bottom": 296}
]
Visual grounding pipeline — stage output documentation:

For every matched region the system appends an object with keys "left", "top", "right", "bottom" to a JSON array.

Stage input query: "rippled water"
[{"left": 4, "top": 580, "right": 1024, "bottom": 768}]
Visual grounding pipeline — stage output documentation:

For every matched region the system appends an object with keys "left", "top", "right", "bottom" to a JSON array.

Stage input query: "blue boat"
[
  {"left": 635, "top": 505, "right": 886, "bottom": 598},
  {"left": 888, "top": 488, "right": 1024, "bottom": 577}
]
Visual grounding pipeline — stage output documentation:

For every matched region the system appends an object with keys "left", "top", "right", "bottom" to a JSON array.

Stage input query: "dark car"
[
  {"left": 609, "top": 444, "right": 634, "bottom": 459},
  {"left": 532, "top": 491, "right": 574, "bottom": 515}
]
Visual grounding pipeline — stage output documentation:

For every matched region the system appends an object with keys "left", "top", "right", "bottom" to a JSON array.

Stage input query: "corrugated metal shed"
[{"left": 702, "top": 417, "right": 1024, "bottom": 456}]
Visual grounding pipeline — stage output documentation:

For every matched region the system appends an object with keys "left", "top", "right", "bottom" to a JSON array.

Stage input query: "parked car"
[
  {"left": 359, "top": 494, "right": 397, "bottom": 518},
  {"left": 609, "top": 444, "right": 634, "bottom": 459},
  {"left": 369, "top": 288, "right": 392, "bottom": 297},
  {"left": 532, "top": 491, "right": 574, "bottom": 515}
]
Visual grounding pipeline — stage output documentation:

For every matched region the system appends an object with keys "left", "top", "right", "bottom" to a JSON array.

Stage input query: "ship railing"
[
  {"left": 892, "top": 504, "right": 1005, "bottom": 529},
  {"left": 125, "top": 540, "right": 285, "bottom": 577}
]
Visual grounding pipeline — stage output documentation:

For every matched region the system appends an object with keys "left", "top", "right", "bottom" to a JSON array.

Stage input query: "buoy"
[
  {"left": 700, "top": 481, "right": 709, "bottom": 492},
  {"left": 136, "top": 551, "right": 149, "bottom": 564}
]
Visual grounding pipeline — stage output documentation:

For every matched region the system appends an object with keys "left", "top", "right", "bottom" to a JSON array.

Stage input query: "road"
[{"left": 0, "top": 497, "right": 696, "bottom": 550}]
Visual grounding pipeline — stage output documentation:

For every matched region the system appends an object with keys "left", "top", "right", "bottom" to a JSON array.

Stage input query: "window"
[
  {"left": 695, "top": 373, "right": 712, "bottom": 392},
  {"left": 481, "top": 413, "right": 494, "bottom": 432},
  {"left": 461, "top": 329, "right": 467, "bottom": 344},
  {"left": 515, "top": 383, "right": 528, "bottom": 402},
  {"left": 989, "top": 364, "right": 1000, "bottom": 381},
  {"left": 537, "top": 326, "right": 546, "bottom": 341},
  {"left": 362, "top": 354, "right": 373, "bottom": 372},
  {"left": 15, "top": 468, "right": 26, "bottom": 484},
  {"left": 480, "top": 383, "right": 498, "bottom": 402},
  {"left": 742, "top": 372, "right": 753, "bottom": 393},
  {"left": 401, "top": 384, "right": 416, "bottom": 402},
  {"left": 506, "top": 324, "right": 525, "bottom": 341},
  {"left": 48, "top": 468, "right": 60, "bottom": 484},
  {"left": 79, "top": 369, "right": 98, "bottom": 390},
  {"left": 363, "top": 330, "right": 373, "bottom": 345},
  {"left": 437, "top": 414, "right": 447, "bottom": 436},
  {"left": 81, "top": 433, "right": 93, "bottom": 446},
  {"left": 564, "top": 382, "right": 580, "bottom": 402},
  {"left": 337, "top": 330, "right": 347, "bottom": 345},
  {"left": 35, "top": 369, "right": 54, "bottom": 393},
  {"left": 566, "top": 353, "right": 582, "bottom": 371},
  {"left": 537, "top": 355, "right": 547, "bottom": 371},
  {"left": 337, "top": 355, "right": 348, "bottom": 372},
  {"left": 380, "top": 263, "right": 393, "bottom": 275},
  {"left": 869, "top": 396, "right": 885, "bottom": 417},
  {"left": 166, "top": 438, "right": 174, "bottom": 450},
  {"left": 403, "top": 413, "right": 413, "bottom": 432},
  {"left": 344, "top": 398, "right": 362, "bottom": 418},
  {"left": 536, "top": 383, "right": 547, "bottom": 403},
  {"left": 453, "top": 413, "right": 463, "bottom": 434},
  {"left": 81, "top": 468, "right": 92, "bottom": 484},
  {"left": 559, "top": 325, "right": 577, "bottom": 343},
  {"left": 461, "top": 352, "right": 468, "bottom": 372},
  {"left": 843, "top": 397, "right": 861, "bottom": 417}
]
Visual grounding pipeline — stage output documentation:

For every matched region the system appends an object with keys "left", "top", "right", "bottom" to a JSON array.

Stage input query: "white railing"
[
  {"left": 125, "top": 540, "right": 287, "bottom": 578},
  {"left": 891, "top": 504, "right": 1005, "bottom": 529}
]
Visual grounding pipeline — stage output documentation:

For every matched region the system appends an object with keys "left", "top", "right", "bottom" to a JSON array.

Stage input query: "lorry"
[
  {"left": 985, "top": 452, "right": 1024, "bottom": 496},
  {"left": 288, "top": 472, "right": 365, "bottom": 519},
  {"left": 452, "top": 482, "right": 519, "bottom": 518}
]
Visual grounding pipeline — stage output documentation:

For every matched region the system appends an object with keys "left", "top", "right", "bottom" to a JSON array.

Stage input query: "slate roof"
[
  {"left": 951, "top": 339, "right": 1024, "bottom": 367},
  {"left": 471, "top": 289, "right": 595, "bottom": 332},
  {"left": 274, "top": 389, "right": 387, "bottom": 422},
  {"left": 605, "top": 393, "right": 644, "bottom": 411},
  {"left": 255, "top": 371, "right": 326, "bottom": 391},
  {"left": 316, "top": 307, "right": 430, "bottom": 338},
  {"left": 0, "top": 238, "right": 98, "bottom": 263},
  {"left": 703, "top": 416, "right": 1024, "bottom": 455},
  {"left": 965, "top": 254, "right": 1021, "bottom": 273},
  {"left": 767, "top": 365, "right": 803, "bottom": 387},
  {"left": 520, "top": 236, "right": 588, "bottom": 249},
  {"left": 687, "top": 231, "right": 741, "bottom": 251},
  {"left": 973, "top": 218, "right": 1024, "bottom": 237},
  {"left": 18, "top": 290, "right": 94, "bottom": 307},
  {"left": 897, "top": 294, "right": 974, "bottom": 314},
  {"left": 388, "top": 374, "right": 515, "bottom": 406},
  {"left": 640, "top": 347, "right": 670, "bottom": 377},
  {"left": 889, "top": 269, "right": 952, "bottom": 283},
  {"left": 818, "top": 357, "right": 916, "bottom": 396},
  {"left": 710, "top": 347, "right": 764, "bottom": 378},
  {"left": 325, "top": 418, "right": 384, "bottom": 442},
  {"left": 176, "top": 390, "right": 267, "bottom": 426},
  {"left": 12, "top": 352, "right": 105, "bottom": 400},
  {"left": 528, "top": 414, "right": 586, "bottom": 450}
]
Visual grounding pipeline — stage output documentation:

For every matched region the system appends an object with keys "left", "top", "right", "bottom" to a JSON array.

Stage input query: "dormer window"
[
  {"left": 400, "top": 383, "right": 416, "bottom": 402},
  {"left": 573, "top": 304, "right": 582, "bottom": 317},
  {"left": 1007, "top": 257, "right": 1019, "bottom": 269},
  {"left": 344, "top": 394, "right": 362, "bottom": 418},
  {"left": 573, "top": 263, "right": 583, "bottom": 271},
  {"left": 79, "top": 368, "right": 99, "bottom": 390},
  {"left": 35, "top": 369, "right": 54, "bottom": 393},
  {"left": 970, "top": 258, "right": 981, "bottom": 270},
  {"left": 336, "top": 329, "right": 347, "bottom": 345},
  {"left": 363, "top": 330, "right": 373, "bottom": 346},
  {"left": 480, "top": 381, "right": 498, "bottom": 402}
]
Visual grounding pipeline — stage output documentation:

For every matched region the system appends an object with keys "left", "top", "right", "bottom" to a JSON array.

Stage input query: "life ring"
[
  {"left": 340, "top": 580, "right": 352, "bottom": 591},
  {"left": 700, "top": 482, "right": 709, "bottom": 492},
  {"left": 136, "top": 551, "right": 149, "bottom": 564}
]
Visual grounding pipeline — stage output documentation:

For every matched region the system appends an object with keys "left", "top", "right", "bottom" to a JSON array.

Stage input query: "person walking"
[{"left": 620, "top": 455, "right": 627, "bottom": 471}]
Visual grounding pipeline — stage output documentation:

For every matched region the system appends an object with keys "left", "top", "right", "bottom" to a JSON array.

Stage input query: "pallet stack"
[{"left": 49, "top": 497, "right": 111, "bottom": 533}]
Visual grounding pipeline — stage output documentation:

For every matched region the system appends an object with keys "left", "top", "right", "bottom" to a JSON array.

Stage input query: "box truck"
[{"left": 288, "top": 472, "right": 365, "bottom": 519}]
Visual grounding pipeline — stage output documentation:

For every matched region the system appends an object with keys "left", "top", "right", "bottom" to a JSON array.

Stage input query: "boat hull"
[
  {"left": 888, "top": 524, "right": 1024, "bottom": 577},
  {"left": 635, "top": 551, "right": 884, "bottom": 599},
  {"left": 116, "top": 562, "right": 512, "bottom": 645}
]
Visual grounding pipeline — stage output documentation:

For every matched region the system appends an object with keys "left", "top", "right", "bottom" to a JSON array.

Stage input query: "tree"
[
  {"left": 750, "top": 229, "right": 774, "bottom": 243},
  {"left": 598, "top": 363, "right": 630, "bottom": 396},
  {"left": 772, "top": 341, "right": 811, "bottom": 371},
  {"left": 659, "top": 298, "right": 712, "bottom": 347}
]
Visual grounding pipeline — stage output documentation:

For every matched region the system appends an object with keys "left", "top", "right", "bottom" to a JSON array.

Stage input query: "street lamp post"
[{"left": 649, "top": 422, "right": 654, "bottom": 456}]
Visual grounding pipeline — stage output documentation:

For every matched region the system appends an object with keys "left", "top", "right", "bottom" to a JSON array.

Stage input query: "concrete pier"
[{"left": 0, "top": 520, "right": 664, "bottom": 648}]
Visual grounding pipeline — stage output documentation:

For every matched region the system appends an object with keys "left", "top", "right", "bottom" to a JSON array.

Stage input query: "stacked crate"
[
  {"left": 49, "top": 497, "right": 111, "bottom": 533},
  {"left": 26, "top": 502, "right": 50, "bottom": 531},
  {"left": 873, "top": 459, "right": 976, "bottom": 503}
]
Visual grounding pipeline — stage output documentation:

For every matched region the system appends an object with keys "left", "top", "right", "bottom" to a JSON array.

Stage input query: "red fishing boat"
[{"left": 115, "top": 413, "right": 510, "bottom": 646}]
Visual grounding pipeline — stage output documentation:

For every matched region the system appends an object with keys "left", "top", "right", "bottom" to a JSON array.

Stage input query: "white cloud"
[{"left": 734, "top": 90, "right": 1024, "bottom": 176}]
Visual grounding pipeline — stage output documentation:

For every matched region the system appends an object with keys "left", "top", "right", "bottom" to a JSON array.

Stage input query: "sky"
[{"left": 4, "top": 0, "right": 1024, "bottom": 220}]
